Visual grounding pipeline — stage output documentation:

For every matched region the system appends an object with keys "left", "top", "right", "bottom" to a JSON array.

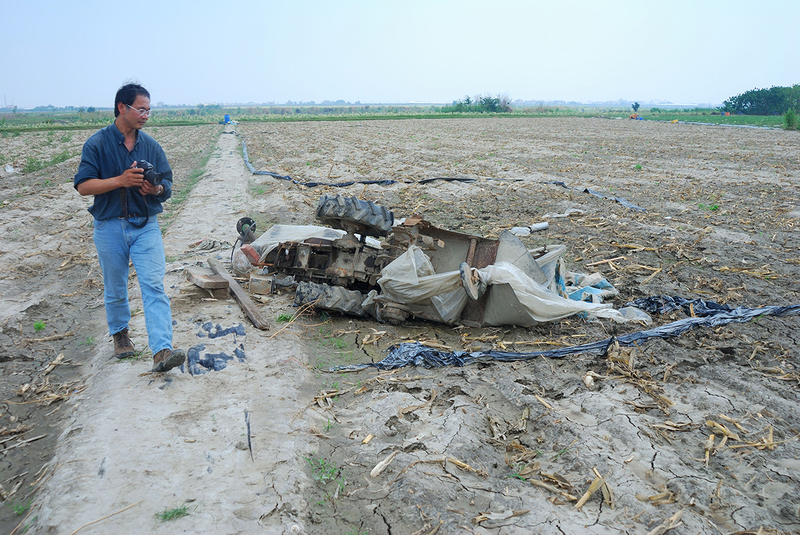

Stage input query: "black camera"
[{"left": 138, "top": 159, "right": 162, "bottom": 186}]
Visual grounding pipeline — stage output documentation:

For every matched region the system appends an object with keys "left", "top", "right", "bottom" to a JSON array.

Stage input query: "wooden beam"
[
  {"left": 207, "top": 258, "right": 270, "bottom": 331},
  {"left": 186, "top": 266, "right": 229, "bottom": 289}
]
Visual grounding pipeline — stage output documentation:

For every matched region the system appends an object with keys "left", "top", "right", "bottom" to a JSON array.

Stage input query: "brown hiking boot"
[
  {"left": 151, "top": 348, "right": 186, "bottom": 373},
  {"left": 113, "top": 328, "right": 135, "bottom": 359}
]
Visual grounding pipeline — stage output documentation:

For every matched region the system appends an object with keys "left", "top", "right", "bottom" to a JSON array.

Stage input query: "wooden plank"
[
  {"left": 186, "top": 266, "right": 229, "bottom": 289},
  {"left": 207, "top": 258, "right": 270, "bottom": 331}
]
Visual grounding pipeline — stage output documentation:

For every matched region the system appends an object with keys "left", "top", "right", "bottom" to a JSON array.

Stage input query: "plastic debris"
[
  {"left": 332, "top": 299, "right": 800, "bottom": 371},
  {"left": 509, "top": 222, "right": 548, "bottom": 236},
  {"left": 510, "top": 226, "right": 531, "bottom": 237},
  {"left": 545, "top": 181, "right": 645, "bottom": 211},
  {"left": 543, "top": 208, "right": 586, "bottom": 219}
]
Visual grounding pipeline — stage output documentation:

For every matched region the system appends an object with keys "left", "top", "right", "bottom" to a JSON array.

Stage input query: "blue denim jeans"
[{"left": 93, "top": 215, "right": 173, "bottom": 354}]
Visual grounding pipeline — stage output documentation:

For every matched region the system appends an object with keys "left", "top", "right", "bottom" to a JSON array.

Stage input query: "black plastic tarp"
[{"left": 332, "top": 297, "right": 800, "bottom": 372}]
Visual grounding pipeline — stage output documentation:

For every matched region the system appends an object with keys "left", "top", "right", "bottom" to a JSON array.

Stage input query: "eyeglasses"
[{"left": 125, "top": 104, "right": 152, "bottom": 117}]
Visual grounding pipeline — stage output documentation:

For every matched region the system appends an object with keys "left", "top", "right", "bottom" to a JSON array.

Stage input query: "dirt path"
[
  {"left": 29, "top": 128, "right": 326, "bottom": 534},
  {"left": 1, "top": 117, "right": 798, "bottom": 535}
]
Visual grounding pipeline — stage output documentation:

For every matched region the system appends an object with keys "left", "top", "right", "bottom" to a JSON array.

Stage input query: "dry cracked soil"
[{"left": 0, "top": 116, "right": 798, "bottom": 535}]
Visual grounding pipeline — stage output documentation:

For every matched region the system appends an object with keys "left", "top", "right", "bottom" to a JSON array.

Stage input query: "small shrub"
[{"left": 784, "top": 109, "right": 797, "bottom": 130}]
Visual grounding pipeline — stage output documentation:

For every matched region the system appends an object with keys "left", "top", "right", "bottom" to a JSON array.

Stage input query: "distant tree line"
[
  {"left": 720, "top": 84, "right": 800, "bottom": 115},
  {"left": 441, "top": 94, "right": 512, "bottom": 113}
]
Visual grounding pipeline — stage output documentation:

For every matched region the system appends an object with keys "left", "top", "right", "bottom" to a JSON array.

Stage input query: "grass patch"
[
  {"left": 23, "top": 149, "right": 73, "bottom": 173},
  {"left": 645, "top": 112, "right": 783, "bottom": 128},
  {"left": 2, "top": 108, "right": 788, "bottom": 136},
  {"left": 154, "top": 504, "right": 189, "bottom": 522}
]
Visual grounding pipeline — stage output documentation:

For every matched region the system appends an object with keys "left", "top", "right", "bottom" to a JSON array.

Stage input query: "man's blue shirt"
[{"left": 74, "top": 122, "right": 173, "bottom": 220}]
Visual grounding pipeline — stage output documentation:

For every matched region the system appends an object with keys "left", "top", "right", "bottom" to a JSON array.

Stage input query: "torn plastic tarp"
[
  {"left": 331, "top": 300, "right": 800, "bottom": 371},
  {"left": 250, "top": 224, "right": 382, "bottom": 263},
  {"left": 375, "top": 245, "right": 630, "bottom": 326},
  {"left": 627, "top": 295, "right": 733, "bottom": 316},
  {"left": 546, "top": 181, "right": 645, "bottom": 211},
  {"left": 566, "top": 272, "right": 619, "bottom": 303}
]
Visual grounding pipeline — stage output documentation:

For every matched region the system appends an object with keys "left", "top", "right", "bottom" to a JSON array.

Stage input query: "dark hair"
[{"left": 114, "top": 83, "right": 150, "bottom": 117}]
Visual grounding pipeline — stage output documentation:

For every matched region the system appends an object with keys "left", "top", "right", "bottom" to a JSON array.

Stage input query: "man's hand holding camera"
[{"left": 125, "top": 161, "right": 164, "bottom": 196}]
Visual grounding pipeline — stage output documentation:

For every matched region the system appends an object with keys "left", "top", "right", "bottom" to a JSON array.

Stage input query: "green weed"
[
  {"left": 9, "top": 499, "right": 31, "bottom": 516},
  {"left": 155, "top": 504, "right": 189, "bottom": 522},
  {"left": 34, "top": 321, "right": 46, "bottom": 332},
  {"left": 507, "top": 469, "right": 526, "bottom": 481},
  {"left": 698, "top": 203, "right": 720, "bottom": 211},
  {"left": 551, "top": 440, "right": 577, "bottom": 461},
  {"left": 118, "top": 349, "right": 148, "bottom": 363},
  {"left": 306, "top": 456, "right": 340, "bottom": 484},
  {"left": 276, "top": 313, "right": 293, "bottom": 323},
  {"left": 21, "top": 516, "right": 38, "bottom": 533},
  {"left": 84, "top": 336, "right": 96, "bottom": 345},
  {"left": 634, "top": 164, "right": 642, "bottom": 170}
]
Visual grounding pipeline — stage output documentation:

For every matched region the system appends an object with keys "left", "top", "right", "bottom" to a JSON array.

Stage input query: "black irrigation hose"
[
  {"left": 331, "top": 298, "right": 800, "bottom": 372},
  {"left": 239, "top": 136, "right": 397, "bottom": 188},
  {"left": 234, "top": 132, "right": 643, "bottom": 210}
]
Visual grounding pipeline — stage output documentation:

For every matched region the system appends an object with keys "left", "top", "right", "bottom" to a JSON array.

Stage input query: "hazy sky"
[{"left": 2, "top": 0, "right": 798, "bottom": 109}]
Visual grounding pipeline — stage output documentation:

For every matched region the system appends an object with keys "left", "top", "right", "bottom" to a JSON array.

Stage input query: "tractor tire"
[
  {"left": 315, "top": 194, "right": 394, "bottom": 237},
  {"left": 294, "top": 281, "right": 367, "bottom": 317},
  {"left": 377, "top": 302, "right": 411, "bottom": 325}
]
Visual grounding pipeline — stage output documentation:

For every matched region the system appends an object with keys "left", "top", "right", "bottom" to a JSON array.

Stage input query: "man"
[{"left": 74, "top": 83, "right": 185, "bottom": 373}]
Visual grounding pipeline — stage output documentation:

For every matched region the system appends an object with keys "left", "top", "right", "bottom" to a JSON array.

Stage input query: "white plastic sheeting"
[
  {"left": 250, "top": 224, "right": 381, "bottom": 262},
  {"left": 377, "top": 245, "right": 633, "bottom": 325},
  {"left": 377, "top": 247, "right": 467, "bottom": 324},
  {"left": 480, "top": 262, "right": 626, "bottom": 323}
]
